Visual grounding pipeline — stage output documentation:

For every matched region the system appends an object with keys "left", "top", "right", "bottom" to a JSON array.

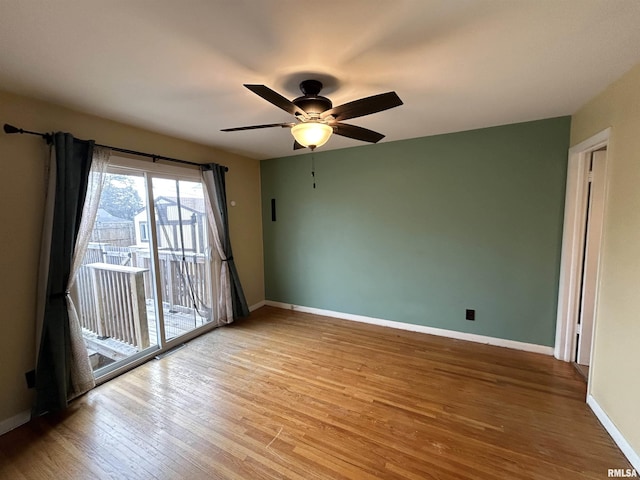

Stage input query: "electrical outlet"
[{"left": 465, "top": 309, "right": 475, "bottom": 321}]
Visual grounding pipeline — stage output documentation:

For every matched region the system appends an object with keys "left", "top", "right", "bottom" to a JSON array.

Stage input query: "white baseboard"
[
  {"left": 587, "top": 395, "right": 640, "bottom": 471},
  {"left": 0, "top": 410, "right": 30, "bottom": 436},
  {"left": 249, "top": 300, "right": 265, "bottom": 312},
  {"left": 264, "top": 300, "right": 554, "bottom": 355}
]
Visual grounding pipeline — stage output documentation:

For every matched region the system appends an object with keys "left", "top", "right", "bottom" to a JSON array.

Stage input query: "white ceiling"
[{"left": 1, "top": 1, "right": 640, "bottom": 160}]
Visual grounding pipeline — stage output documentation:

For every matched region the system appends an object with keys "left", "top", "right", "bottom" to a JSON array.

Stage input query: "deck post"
[
  {"left": 166, "top": 254, "right": 175, "bottom": 312},
  {"left": 129, "top": 270, "right": 150, "bottom": 349}
]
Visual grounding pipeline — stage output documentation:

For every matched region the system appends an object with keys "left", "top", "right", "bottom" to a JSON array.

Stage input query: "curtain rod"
[{"left": 3, "top": 123, "right": 228, "bottom": 172}]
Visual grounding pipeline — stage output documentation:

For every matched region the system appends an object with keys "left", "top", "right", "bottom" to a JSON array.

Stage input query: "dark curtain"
[
  {"left": 206, "top": 163, "right": 250, "bottom": 318},
  {"left": 34, "top": 133, "right": 94, "bottom": 416}
]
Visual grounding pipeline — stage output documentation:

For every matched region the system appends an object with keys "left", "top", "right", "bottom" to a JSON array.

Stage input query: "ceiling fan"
[{"left": 221, "top": 80, "right": 403, "bottom": 151}]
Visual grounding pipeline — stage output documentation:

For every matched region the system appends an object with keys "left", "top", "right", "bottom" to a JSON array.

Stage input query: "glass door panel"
[
  {"left": 73, "top": 171, "right": 160, "bottom": 373},
  {"left": 151, "top": 177, "right": 214, "bottom": 341}
]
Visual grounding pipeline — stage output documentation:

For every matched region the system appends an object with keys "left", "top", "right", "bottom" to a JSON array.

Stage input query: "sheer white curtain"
[
  {"left": 66, "top": 146, "right": 111, "bottom": 398},
  {"left": 202, "top": 171, "right": 234, "bottom": 324}
]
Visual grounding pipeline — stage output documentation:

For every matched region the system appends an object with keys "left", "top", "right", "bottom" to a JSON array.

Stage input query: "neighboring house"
[
  {"left": 95, "top": 208, "right": 129, "bottom": 224},
  {"left": 134, "top": 196, "right": 207, "bottom": 253}
]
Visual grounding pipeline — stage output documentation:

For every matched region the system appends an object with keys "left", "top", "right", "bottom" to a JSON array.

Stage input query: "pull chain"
[{"left": 311, "top": 152, "right": 316, "bottom": 189}]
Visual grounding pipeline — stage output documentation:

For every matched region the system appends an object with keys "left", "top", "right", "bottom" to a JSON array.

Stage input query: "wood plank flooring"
[{"left": 0, "top": 306, "right": 630, "bottom": 479}]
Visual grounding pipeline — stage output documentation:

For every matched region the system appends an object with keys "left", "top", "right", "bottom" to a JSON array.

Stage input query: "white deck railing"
[
  {"left": 132, "top": 250, "right": 211, "bottom": 314},
  {"left": 75, "top": 244, "right": 211, "bottom": 352},
  {"left": 86, "top": 262, "right": 150, "bottom": 350}
]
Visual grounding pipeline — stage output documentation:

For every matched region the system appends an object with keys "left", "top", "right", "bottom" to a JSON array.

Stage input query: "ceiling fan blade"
[
  {"left": 221, "top": 123, "right": 293, "bottom": 132},
  {"left": 321, "top": 92, "right": 403, "bottom": 121},
  {"left": 293, "top": 140, "right": 306, "bottom": 150},
  {"left": 244, "top": 84, "right": 308, "bottom": 117},
  {"left": 333, "top": 123, "right": 385, "bottom": 143}
]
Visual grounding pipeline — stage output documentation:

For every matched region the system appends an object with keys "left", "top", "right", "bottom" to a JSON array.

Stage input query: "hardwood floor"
[{"left": 0, "top": 306, "right": 630, "bottom": 479}]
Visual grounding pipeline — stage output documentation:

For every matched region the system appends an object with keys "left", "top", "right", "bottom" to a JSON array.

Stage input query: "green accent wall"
[{"left": 261, "top": 117, "right": 570, "bottom": 346}]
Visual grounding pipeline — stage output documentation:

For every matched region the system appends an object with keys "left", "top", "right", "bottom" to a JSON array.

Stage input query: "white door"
[{"left": 576, "top": 149, "right": 606, "bottom": 366}]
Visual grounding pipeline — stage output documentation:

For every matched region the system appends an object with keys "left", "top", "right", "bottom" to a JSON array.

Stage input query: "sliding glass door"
[
  {"left": 73, "top": 164, "right": 217, "bottom": 377},
  {"left": 150, "top": 176, "right": 215, "bottom": 341}
]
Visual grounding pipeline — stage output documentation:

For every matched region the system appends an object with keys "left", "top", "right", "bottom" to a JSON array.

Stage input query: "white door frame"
[{"left": 554, "top": 128, "right": 610, "bottom": 362}]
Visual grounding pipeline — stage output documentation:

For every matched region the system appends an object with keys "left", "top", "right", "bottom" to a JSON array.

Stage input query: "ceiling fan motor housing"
[
  {"left": 293, "top": 96, "right": 332, "bottom": 117},
  {"left": 293, "top": 80, "right": 332, "bottom": 116}
]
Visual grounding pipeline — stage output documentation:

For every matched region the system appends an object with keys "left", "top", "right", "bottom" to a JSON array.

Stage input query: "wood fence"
[{"left": 90, "top": 223, "right": 135, "bottom": 247}]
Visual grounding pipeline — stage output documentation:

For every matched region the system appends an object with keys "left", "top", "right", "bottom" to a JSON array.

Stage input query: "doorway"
[
  {"left": 574, "top": 148, "right": 606, "bottom": 380},
  {"left": 72, "top": 160, "right": 219, "bottom": 379},
  {"left": 554, "top": 129, "right": 609, "bottom": 387}
]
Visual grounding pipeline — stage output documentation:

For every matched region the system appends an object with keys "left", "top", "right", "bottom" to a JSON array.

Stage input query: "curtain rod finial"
[{"left": 3, "top": 124, "right": 21, "bottom": 134}]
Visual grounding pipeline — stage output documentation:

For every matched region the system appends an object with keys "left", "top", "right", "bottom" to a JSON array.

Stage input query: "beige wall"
[
  {"left": 0, "top": 90, "right": 264, "bottom": 423},
  {"left": 571, "top": 63, "right": 640, "bottom": 456}
]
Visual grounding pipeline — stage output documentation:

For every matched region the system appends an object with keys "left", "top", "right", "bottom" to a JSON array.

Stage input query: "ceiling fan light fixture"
[
  {"left": 223, "top": 80, "right": 402, "bottom": 151},
  {"left": 291, "top": 122, "right": 333, "bottom": 150}
]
